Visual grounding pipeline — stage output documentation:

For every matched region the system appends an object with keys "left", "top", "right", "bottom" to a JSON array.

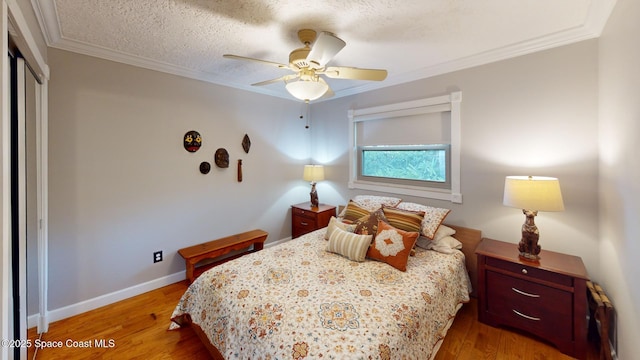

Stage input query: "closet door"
[
  {"left": 25, "top": 52, "right": 39, "bottom": 338},
  {"left": 10, "top": 52, "right": 37, "bottom": 360}
]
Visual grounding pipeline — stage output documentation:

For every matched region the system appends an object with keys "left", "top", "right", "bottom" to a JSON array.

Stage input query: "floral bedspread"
[{"left": 170, "top": 228, "right": 471, "bottom": 360}]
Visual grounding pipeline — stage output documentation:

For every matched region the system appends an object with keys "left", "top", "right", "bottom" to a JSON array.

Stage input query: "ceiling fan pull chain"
[{"left": 307, "top": 100, "right": 311, "bottom": 129}]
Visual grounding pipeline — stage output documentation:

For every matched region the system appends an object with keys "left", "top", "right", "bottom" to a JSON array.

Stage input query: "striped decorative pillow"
[
  {"left": 341, "top": 201, "right": 371, "bottom": 223},
  {"left": 396, "top": 202, "right": 451, "bottom": 239},
  {"left": 327, "top": 227, "right": 373, "bottom": 262},
  {"left": 324, "top": 216, "right": 355, "bottom": 240},
  {"left": 382, "top": 206, "right": 425, "bottom": 233}
]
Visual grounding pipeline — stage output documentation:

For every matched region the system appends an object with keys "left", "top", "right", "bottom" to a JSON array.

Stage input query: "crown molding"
[
  {"left": 31, "top": 0, "right": 617, "bottom": 101},
  {"left": 340, "top": 0, "right": 618, "bottom": 98}
]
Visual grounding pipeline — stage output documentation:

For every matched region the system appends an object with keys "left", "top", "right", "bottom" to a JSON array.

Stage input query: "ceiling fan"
[{"left": 223, "top": 29, "right": 388, "bottom": 101}]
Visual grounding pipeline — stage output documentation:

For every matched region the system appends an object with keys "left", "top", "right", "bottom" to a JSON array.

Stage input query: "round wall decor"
[{"left": 199, "top": 161, "right": 211, "bottom": 174}]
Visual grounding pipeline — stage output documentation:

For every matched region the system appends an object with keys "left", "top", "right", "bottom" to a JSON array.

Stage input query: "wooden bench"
[{"left": 178, "top": 229, "right": 268, "bottom": 283}]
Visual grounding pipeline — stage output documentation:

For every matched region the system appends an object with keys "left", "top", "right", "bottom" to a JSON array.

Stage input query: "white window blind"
[{"left": 355, "top": 111, "right": 451, "bottom": 147}]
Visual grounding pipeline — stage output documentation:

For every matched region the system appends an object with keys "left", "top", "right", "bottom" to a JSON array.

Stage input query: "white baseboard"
[
  {"left": 30, "top": 237, "right": 294, "bottom": 329},
  {"left": 42, "top": 271, "right": 185, "bottom": 326}
]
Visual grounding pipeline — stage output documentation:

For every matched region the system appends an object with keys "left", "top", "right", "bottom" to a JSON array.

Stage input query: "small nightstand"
[
  {"left": 476, "top": 238, "right": 589, "bottom": 359},
  {"left": 291, "top": 202, "right": 336, "bottom": 238}
]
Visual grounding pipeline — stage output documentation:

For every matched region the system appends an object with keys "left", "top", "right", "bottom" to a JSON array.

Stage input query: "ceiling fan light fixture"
[
  {"left": 285, "top": 79, "right": 329, "bottom": 101},
  {"left": 225, "top": 29, "right": 387, "bottom": 100}
]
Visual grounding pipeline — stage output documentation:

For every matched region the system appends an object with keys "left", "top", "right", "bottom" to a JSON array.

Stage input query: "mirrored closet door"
[{"left": 9, "top": 46, "right": 41, "bottom": 360}]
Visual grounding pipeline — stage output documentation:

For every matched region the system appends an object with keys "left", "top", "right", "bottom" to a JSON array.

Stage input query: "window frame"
[{"left": 348, "top": 92, "right": 463, "bottom": 203}]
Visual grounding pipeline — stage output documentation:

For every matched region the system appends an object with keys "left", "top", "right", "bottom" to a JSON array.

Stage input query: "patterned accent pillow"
[
  {"left": 326, "top": 227, "right": 373, "bottom": 262},
  {"left": 324, "top": 216, "right": 356, "bottom": 240},
  {"left": 352, "top": 208, "right": 388, "bottom": 236},
  {"left": 366, "top": 220, "right": 419, "bottom": 271},
  {"left": 381, "top": 206, "right": 425, "bottom": 233},
  {"left": 396, "top": 202, "right": 451, "bottom": 239},
  {"left": 351, "top": 195, "right": 402, "bottom": 211},
  {"left": 341, "top": 201, "right": 371, "bottom": 223}
]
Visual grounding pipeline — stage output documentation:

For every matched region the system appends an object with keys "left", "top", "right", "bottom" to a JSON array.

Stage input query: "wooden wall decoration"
[
  {"left": 199, "top": 162, "right": 211, "bottom": 174},
  {"left": 237, "top": 159, "right": 243, "bottom": 182},
  {"left": 183, "top": 130, "right": 202, "bottom": 152},
  {"left": 215, "top": 148, "right": 229, "bottom": 168},
  {"left": 242, "top": 134, "right": 251, "bottom": 153}
]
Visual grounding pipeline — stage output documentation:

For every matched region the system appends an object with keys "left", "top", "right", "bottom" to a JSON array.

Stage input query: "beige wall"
[
  {"left": 47, "top": 48, "right": 311, "bottom": 310},
  {"left": 313, "top": 40, "right": 600, "bottom": 275},
  {"left": 599, "top": 0, "right": 640, "bottom": 358}
]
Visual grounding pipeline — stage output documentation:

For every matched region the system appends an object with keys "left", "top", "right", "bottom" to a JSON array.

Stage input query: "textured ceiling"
[{"left": 32, "top": 0, "right": 615, "bottom": 101}]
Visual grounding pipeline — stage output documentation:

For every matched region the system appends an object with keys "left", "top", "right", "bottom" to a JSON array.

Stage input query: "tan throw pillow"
[
  {"left": 382, "top": 206, "right": 425, "bottom": 233},
  {"left": 366, "top": 220, "right": 419, "bottom": 271},
  {"left": 324, "top": 216, "right": 355, "bottom": 240},
  {"left": 327, "top": 227, "right": 373, "bottom": 262},
  {"left": 341, "top": 201, "right": 371, "bottom": 223},
  {"left": 352, "top": 208, "right": 388, "bottom": 236}
]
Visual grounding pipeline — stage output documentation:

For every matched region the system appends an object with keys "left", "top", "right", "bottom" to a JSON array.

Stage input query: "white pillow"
[
  {"left": 415, "top": 233, "right": 462, "bottom": 254},
  {"left": 326, "top": 227, "right": 372, "bottom": 262},
  {"left": 324, "top": 216, "right": 355, "bottom": 240},
  {"left": 434, "top": 225, "right": 456, "bottom": 241},
  {"left": 430, "top": 236, "right": 462, "bottom": 254}
]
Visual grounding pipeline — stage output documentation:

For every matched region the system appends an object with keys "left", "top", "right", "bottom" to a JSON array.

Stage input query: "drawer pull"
[
  {"left": 512, "top": 309, "right": 540, "bottom": 321},
  {"left": 512, "top": 287, "right": 540, "bottom": 298},
  {"left": 521, "top": 268, "right": 528, "bottom": 274},
  {"left": 300, "top": 222, "right": 308, "bottom": 226}
]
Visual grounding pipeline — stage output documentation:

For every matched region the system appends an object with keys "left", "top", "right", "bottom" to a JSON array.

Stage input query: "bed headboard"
[{"left": 444, "top": 224, "right": 482, "bottom": 297}]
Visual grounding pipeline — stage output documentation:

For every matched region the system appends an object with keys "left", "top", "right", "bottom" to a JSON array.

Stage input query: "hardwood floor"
[{"left": 28, "top": 281, "right": 599, "bottom": 359}]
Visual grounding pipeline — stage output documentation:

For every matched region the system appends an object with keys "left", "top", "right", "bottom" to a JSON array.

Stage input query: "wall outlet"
[{"left": 153, "top": 251, "right": 163, "bottom": 263}]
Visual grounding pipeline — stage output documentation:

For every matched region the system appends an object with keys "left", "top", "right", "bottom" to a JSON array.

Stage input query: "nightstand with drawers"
[
  {"left": 291, "top": 202, "right": 336, "bottom": 238},
  {"left": 476, "top": 238, "right": 589, "bottom": 359}
]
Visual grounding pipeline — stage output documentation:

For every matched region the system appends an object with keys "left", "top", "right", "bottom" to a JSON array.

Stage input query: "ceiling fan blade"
[
  {"left": 323, "top": 66, "right": 388, "bottom": 81},
  {"left": 251, "top": 74, "right": 298, "bottom": 86},
  {"left": 306, "top": 31, "right": 346, "bottom": 67},
  {"left": 223, "top": 54, "right": 290, "bottom": 69}
]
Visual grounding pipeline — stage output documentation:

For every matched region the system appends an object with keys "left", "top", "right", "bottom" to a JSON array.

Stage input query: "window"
[
  {"left": 348, "top": 92, "right": 462, "bottom": 203},
  {"left": 359, "top": 145, "right": 450, "bottom": 188}
]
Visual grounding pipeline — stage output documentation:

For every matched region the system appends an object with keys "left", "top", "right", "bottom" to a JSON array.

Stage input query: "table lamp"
[
  {"left": 503, "top": 176, "right": 564, "bottom": 261},
  {"left": 303, "top": 165, "right": 325, "bottom": 208}
]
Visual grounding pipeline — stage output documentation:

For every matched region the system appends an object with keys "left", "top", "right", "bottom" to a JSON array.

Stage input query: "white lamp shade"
[
  {"left": 303, "top": 165, "right": 325, "bottom": 182},
  {"left": 503, "top": 176, "right": 564, "bottom": 212},
  {"left": 286, "top": 80, "right": 329, "bottom": 101}
]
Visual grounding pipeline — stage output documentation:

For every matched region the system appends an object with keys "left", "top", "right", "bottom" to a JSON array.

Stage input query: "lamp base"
[
  {"left": 518, "top": 209, "right": 541, "bottom": 261},
  {"left": 309, "top": 183, "right": 319, "bottom": 208}
]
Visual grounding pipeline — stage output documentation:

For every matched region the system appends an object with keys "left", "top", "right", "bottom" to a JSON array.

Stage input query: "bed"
[{"left": 171, "top": 197, "right": 481, "bottom": 360}]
